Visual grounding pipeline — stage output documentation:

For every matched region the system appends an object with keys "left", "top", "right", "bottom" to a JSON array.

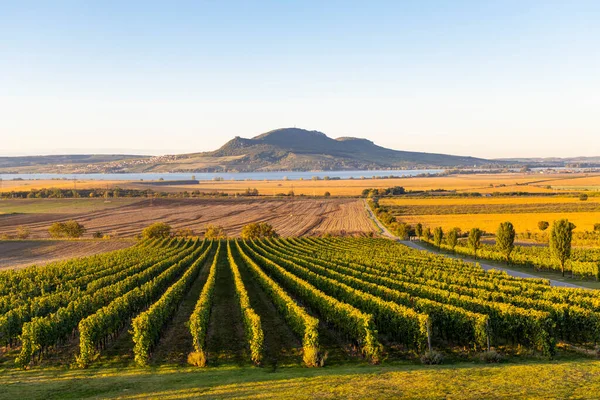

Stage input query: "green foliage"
[
  {"left": 496, "top": 222, "right": 516, "bottom": 263},
  {"left": 142, "top": 222, "right": 172, "bottom": 239},
  {"left": 188, "top": 243, "right": 221, "bottom": 366},
  {"left": 433, "top": 227, "right": 444, "bottom": 248},
  {"left": 227, "top": 241, "right": 264, "bottom": 365},
  {"left": 538, "top": 221, "right": 549, "bottom": 231},
  {"left": 204, "top": 224, "right": 227, "bottom": 239},
  {"left": 48, "top": 220, "right": 86, "bottom": 238},
  {"left": 234, "top": 240, "right": 321, "bottom": 367},
  {"left": 550, "top": 219, "right": 576, "bottom": 277},
  {"left": 580, "top": 193, "right": 588, "bottom": 201},
  {"left": 415, "top": 223, "right": 423, "bottom": 238},
  {"left": 446, "top": 228, "right": 459, "bottom": 251},
  {"left": 240, "top": 223, "right": 279, "bottom": 240},
  {"left": 468, "top": 228, "right": 483, "bottom": 258}
]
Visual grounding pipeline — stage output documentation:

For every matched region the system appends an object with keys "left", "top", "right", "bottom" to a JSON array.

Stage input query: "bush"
[
  {"left": 324, "top": 191, "right": 331, "bottom": 197},
  {"left": 187, "top": 351, "right": 206, "bottom": 367},
  {"left": 241, "top": 223, "right": 279, "bottom": 240},
  {"left": 580, "top": 193, "right": 589, "bottom": 201},
  {"left": 142, "top": 222, "right": 171, "bottom": 239},
  {"left": 16, "top": 226, "right": 31, "bottom": 239},
  {"left": 538, "top": 221, "right": 550, "bottom": 231},
  {"left": 480, "top": 350, "right": 503, "bottom": 363},
  {"left": 204, "top": 225, "right": 227, "bottom": 239},
  {"left": 92, "top": 231, "right": 103, "bottom": 239},
  {"left": 594, "top": 223, "right": 600, "bottom": 232},
  {"left": 48, "top": 220, "right": 86, "bottom": 238},
  {"left": 420, "top": 350, "right": 444, "bottom": 365},
  {"left": 175, "top": 228, "right": 195, "bottom": 237}
]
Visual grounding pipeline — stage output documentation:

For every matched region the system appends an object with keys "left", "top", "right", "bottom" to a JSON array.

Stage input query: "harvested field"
[
  {"left": 2, "top": 173, "right": 594, "bottom": 197},
  {"left": 0, "top": 240, "right": 133, "bottom": 270},
  {"left": 0, "top": 198, "right": 376, "bottom": 239}
]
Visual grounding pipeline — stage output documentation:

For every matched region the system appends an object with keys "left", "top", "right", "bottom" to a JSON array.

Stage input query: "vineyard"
[{"left": 2, "top": 237, "right": 600, "bottom": 370}]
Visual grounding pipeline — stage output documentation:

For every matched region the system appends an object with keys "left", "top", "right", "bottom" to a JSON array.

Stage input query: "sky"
[{"left": 1, "top": 1, "right": 599, "bottom": 159}]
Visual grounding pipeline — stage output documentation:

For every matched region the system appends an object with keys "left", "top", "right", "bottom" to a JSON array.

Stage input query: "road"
[{"left": 363, "top": 199, "right": 585, "bottom": 289}]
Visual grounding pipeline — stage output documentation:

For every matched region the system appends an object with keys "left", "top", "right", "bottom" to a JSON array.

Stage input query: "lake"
[{"left": 0, "top": 170, "right": 444, "bottom": 182}]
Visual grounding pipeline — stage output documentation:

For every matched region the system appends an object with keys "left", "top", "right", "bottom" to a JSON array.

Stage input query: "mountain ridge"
[{"left": 2, "top": 128, "right": 505, "bottom": 173}]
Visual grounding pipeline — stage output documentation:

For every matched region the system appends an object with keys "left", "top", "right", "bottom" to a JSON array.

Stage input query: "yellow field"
[
  {"left": 0, "top": 172, "right": 595, "bottom": 196},
  {"left": 0, "top": 179, "right": 124, "bottom": 192},
  {"left": 398, "top": 212, "right": 600, "bottom": 234},
  {"left": 380, "top": 196, "right": 600, "bottom": 206}
]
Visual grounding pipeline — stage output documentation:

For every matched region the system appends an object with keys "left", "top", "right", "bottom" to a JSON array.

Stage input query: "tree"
[
  {"left": 204, "top": 225, "right": 227, "bottom": 239},
  {"left": 550, "top": 219, "right": 576, "bottom": 277},
  {"left": 395, "top": 223, "right": 412, "bottom": 240},
  {"left": 16, "top": 226, "right": 31, "bottom": 239},
  {"left": 48, "top": 220, "right": 86, "bottom": 238},
  {"left": 423, "top": 227, "right": 432, "bottom": 241},
  {"left": 468, "top": 228, "right": 483, "bottom": 258},
  {"left": 579, "top": 193, "right": 588, "bottom": 201},
  {"left": 594, "top": 223, "right": 600, "bottom": 232},
  {"left": 446, "top": 228, "right": 459, "bottom": 252},
  {"left": 415, "top": 223, "right": 423, "bottom": 238},
  {"left": 324, "top": 191, "right": 331, "bottom": 197},
  {"left": 496, "top": 222, "right": 516, "bottom": 263},
  {"left": 241, "top": 223, "right": 279, "bottom": 240},
  {"left": 142, "top": 222, "right": 172, "bottom": 239},
  {"left": 538, "top": 221, "right": 550, "bottom": 231},
  {"left": 433, "top": 227, "right": 444, "bottom": 249}
]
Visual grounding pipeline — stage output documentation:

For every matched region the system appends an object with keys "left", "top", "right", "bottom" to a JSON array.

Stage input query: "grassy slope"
[{"left": 1, "top": 359, "right": 599, "bottom": 399}]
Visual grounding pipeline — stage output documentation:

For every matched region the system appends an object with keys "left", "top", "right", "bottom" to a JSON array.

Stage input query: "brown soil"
[
  {"left": 0, "top": 240, "right": 133, "bottom": 270},
  {"left": 0, "top": 198, "right": 376, "bottom": 239}
]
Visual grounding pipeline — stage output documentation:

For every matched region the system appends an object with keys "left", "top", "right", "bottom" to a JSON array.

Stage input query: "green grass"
[
  {"left": 1, "top": 358, "right": 600, "bottom": 399},
  {"left": 0, "top": 198, "right": 140, "bottom": 214}
]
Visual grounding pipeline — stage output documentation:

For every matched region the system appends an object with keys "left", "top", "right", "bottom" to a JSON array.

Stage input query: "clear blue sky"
[{"left": 1, "top": 1, "right": 598, "bottom": 158}]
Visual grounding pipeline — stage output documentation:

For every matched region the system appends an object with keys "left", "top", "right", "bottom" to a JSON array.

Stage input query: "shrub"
[
  {"left": 324, "top": 191, "right": 331, "bottom": 197},
  {"left": 92, "top": 231, "right": 103, "bottom": 239},
  {"left": 187, "top": 351, "right": 206, "bottom": 367},
  {"left": 204, "top": 225, "right": 227, "bottom": 239},
  {"left": 420, "top": 350, "right": 444, "bottom": 365},
  {"left": 538, "top": 221, "right": 550, "bottom": 231},
  {"left": 142, "top": 222, "right": 171, "bottom": 239},
  {"left": 480, "top": 350, "right": 503, "bottom": 363},
  {"left": 16, "top": 226, "right": 31, "bottom": 239},
  {"left": 580, "top": 193, "right": 588, "bottom": 201},
  {"left": 594, "top": 223, "right": 600, "bottom": 232},
  {"left": 175, "top": 228, "right": 195, "bottom": 237},
  {"left": 241, "top": 223, "right": 278, "bottom": 240},
  {"left": 48, "top": 220, "right": 86, "bottom": 238}
]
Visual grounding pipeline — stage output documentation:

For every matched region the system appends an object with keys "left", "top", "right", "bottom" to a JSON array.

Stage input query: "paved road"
[{"left": 363, "top": 200, "right": 585, "bottom": 289}]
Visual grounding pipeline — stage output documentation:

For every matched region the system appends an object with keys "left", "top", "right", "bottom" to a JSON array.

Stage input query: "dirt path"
[{"left": 363, "top": 199, "right": 586, "bottom": 289}]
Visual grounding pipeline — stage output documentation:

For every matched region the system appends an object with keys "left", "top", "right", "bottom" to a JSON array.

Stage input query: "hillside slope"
[{"left": 0, "top": 128, "right": 496, "bottom": 173}]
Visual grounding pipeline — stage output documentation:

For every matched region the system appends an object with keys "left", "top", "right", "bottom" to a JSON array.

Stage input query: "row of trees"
[
  {"left": 422, "top": 219, "right": 577, "bottom": 277},
  {"left": 141, "top": 222, "right": 279, "bottom": 240}
]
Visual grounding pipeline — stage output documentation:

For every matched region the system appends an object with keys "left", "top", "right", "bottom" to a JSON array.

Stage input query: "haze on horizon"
[{"left": 1, "top": 1, "right": 598, "bottom": 159}]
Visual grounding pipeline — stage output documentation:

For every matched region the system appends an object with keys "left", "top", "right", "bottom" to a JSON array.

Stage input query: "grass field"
[{"left": 2, "top": 359, "right": 599, "bottom": 399}]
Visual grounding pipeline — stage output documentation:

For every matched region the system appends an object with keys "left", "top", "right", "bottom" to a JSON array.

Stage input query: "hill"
[{"left": 1, "top": 128, "right": 497, "bottom": 173}]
